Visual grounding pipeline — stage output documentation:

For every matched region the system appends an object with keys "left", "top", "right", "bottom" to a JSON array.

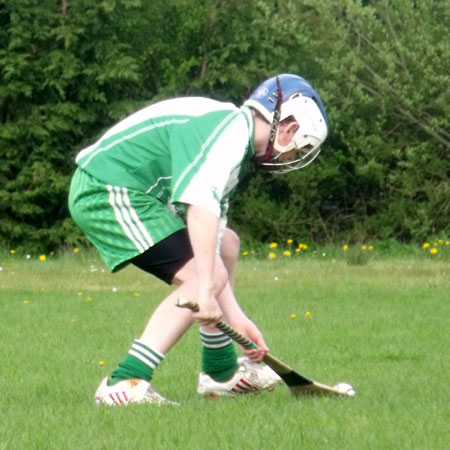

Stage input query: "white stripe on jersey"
[
  {"left": 145, "top": 176, "right": 172, "bottom": 194},
  {"left": 97, "top": 98, "right": 235, "bottom": 143},
  {"left": 107, "top": 185, "right": 152, "bottom": 253},
  {"left": 172, "top": 110, "right": 239, "bottom": 202},
  {"left": 173, "top": 109, "right": 249, "bottom": 217},
  {"left": 77, "top": 119, "right": 189, "bottom": 168},
  {"left": 76, "top": 97, "right": 237, "bottom": 168}
]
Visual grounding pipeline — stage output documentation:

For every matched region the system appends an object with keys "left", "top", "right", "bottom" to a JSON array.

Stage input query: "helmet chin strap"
[{"left": 263, "top": 76, "right": 283, "bottom": 162}]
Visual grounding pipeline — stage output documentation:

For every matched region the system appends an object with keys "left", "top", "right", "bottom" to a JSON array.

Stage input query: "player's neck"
[{"left": 252, "top": 111, "right": 271, "bottom": 158}]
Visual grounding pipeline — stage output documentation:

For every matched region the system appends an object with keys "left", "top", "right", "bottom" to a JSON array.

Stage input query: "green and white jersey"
[{"left": 75, "top": 97, "right": 255, "bottom": 219}]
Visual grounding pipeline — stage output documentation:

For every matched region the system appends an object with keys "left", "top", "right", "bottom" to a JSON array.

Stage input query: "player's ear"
[
  {"left": 278, "top": 120, "right": 299, "bottom": 146},
  {"left": 285, "top": 121, "right": 299, "bottom": 138}
]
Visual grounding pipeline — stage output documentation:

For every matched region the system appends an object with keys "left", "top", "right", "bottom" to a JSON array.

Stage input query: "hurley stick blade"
[{"left": 176, "top": 298, "right": 353, "bottom": 397}]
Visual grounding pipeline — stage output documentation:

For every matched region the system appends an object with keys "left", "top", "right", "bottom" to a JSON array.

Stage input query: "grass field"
[{"left": 0, "top": 248, "right": 449, "bottom": 449}]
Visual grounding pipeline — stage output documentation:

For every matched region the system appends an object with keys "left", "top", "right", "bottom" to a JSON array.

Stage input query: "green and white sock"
[
  {"left": 109, "top": 339, "right": 164, "bottom": 386},
  {"left": 200, "top": 329, "right": 238, "bottom": 382}
]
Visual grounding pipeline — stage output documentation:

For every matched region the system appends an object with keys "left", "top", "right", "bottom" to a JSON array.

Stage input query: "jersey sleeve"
[{"left": 170, "top": 109, "right": 250, "bottom": 218}]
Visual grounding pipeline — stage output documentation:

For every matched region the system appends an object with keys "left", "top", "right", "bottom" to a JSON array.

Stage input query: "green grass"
[{"left": 0, "top": 250, "right": 449, "bottom": 449}]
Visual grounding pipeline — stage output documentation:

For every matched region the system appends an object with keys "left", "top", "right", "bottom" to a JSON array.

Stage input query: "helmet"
[{"left": 244, "top": 74, "right": 329, "bottom": 174}]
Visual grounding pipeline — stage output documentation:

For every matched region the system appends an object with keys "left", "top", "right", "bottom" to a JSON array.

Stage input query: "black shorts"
[{"left": 130, "top": 228, "right": 193, "bottom": 284}]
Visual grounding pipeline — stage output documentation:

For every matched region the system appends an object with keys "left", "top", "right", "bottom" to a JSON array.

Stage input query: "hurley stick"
[{"left": 176, "top": 298, "right": 354, "bottom": 397}]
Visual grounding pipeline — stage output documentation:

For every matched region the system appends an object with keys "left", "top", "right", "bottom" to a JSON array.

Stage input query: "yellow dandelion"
[
  {"left": 134, "top": 292, "right": 140, "bottom": 297},
  {"left": 287, "top": 239, "right": 293, "bottom": 244},
  {"left": 10, "top": 249, "right": 16, "bottom": 255},
  {"left": 295, "top": 248, "right": 301, "bottom": 253},
  {"left": 39, "top": 255, "right": 46, "bottom": 261},
  {"left": 251, "top": 250, "right": 255, "bottom": 254},
  {"left": 361, "top": 245, "right": 367, "bottom": 251},
  {"left": 305, "top": 312, "right": 311, "bottom": 318},
  {"left": 368, "top": 245, "right": 374, "bottom": 251},
  {"left": 269, "top": 242, "right": 278, "bottom": 249},
  {"left": 77, "top": 292, "right": 83, "bottom": 296},
  {"left": 430, "top": 248, "right": 438, "bottom": 255},
  {"left": 24, "top": 300, "right": 30, "bottom": 305},
  {"left": 99, "top": 361, "right": 105, "bottom": 366},
  {"left": 445, "top": 241, "right": 450, "bottom": 246},
  {"left": 268, "top": 252, "right": 277, "bottom": 259},
  {"left": 73, "top": 247, "right": 80, "bottom": 254},
  {"left": 342, "top": 245, "right": 348, "bottom": 251},
  {"left": 283, "top": 251, "right": 291, "bottom": 257},
  {"left": 242, "top": 251, "right": 249, "bottom": 256},
  {"left": 438, "top": 240, "right": 443, "bottom": 245},
  {"left": 86, "top": 297, "right": 92, "bottom": 302},
  {"left": 301, "top": 244, "right": 308, "bottom": 250},
  {"left": 422, "top": 243, "right": 430, "bottom": 249},
  {"left": 291, "top": 314, "right": 296, "bottom": 319}
]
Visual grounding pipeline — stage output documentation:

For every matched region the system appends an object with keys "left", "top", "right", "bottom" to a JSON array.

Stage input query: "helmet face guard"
[
  {"left": 244, "top": 74, "right": 329, "bottom": 174},
  {"left": 252, "top": 137, "right": 322, "bottom": 173}
]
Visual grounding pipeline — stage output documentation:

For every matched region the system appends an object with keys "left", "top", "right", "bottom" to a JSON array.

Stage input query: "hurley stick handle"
[
  {"left": 175, "top": 298, "right": 256, "bottom": 350},
  {"left": 176, "top": 298, "right": 200, "bottom": 312},
  {"left": 214, "top": 321, "right": 256, "bottom": 350}
]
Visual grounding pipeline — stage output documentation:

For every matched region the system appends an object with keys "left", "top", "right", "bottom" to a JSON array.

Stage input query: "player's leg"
[
  {"left": 69, "top": 171, "right": 206, "bottom": 404},
  {"left": 219, "top": 227, "right": 240, "bottom": 287},
  {"left": 198, "top": 228, "right": 282, "bottom": 396},
  {"left": 197, "top": 281, "right": 282, "bottom": 396},
  {"left": 92, "top": 236, "right": 229, "bottom": 405},
  {"left": 103, "top": 229, "right": 229, "bottom": 394},
  {"left": 197, "top": 228, "right": 241, "bottom": 382},
  {"left": 130, "top": 227, "right": 240, "bottom": 380},
  {"left": 135, "top": 248, "right": 229, "bottom": 354},
  {"left": 118, "top": 228, "right": 280, "bottom": 398},
  {"left": 69, "top": 172, "right": 278, "bottom": 402}
]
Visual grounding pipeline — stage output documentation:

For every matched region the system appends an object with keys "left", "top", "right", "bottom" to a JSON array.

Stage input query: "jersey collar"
[{"left": 240, "top": 105, "right": 255, "bottom": 158}]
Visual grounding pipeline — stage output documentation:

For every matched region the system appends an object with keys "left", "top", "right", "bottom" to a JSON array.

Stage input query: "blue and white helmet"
[{"left": 244, "top": 74, "right": 329, "bottom": 173}]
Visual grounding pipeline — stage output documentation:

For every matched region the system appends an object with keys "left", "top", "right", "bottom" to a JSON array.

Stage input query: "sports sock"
[
  {"left": 200, "top": 328, "right": 238, "bottom": 382},
  {"left": 109, "top": 339, "right": 164, "bottom": 386}
]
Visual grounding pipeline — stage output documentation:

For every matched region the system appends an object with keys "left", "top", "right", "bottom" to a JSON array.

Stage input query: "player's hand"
[
  {"left": 234, "top": 319, "right": 269, "bottom": 363},
  {"left": 193, "top": 297, "right": 222, "bottom": 327}
]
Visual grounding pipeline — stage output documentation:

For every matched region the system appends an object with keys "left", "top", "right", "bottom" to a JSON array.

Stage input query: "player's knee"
[
  {"left": 220, "top": 228, "right": 240, "bottom": 261},
  {"left": 172, "top": 256, "right": 229, "bottom": 295}
]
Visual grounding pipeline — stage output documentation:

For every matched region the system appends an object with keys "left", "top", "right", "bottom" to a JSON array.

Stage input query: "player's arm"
[
  {"left": 186, "top": 204, "right": 223, "bottom": 326},
  {"left": 215, "top": 282, "right": 269, "bottom": 362}
]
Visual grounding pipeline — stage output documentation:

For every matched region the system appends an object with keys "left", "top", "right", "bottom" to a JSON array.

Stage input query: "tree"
[
  {"left": 1, "top": 0, "right": 448, "bottom": 250},
  {"left": 0, "top": 0, "right": 150, "bottom": 250},
  {"left": 229, "top": 0, "right": 450, "bottom": 243}
]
